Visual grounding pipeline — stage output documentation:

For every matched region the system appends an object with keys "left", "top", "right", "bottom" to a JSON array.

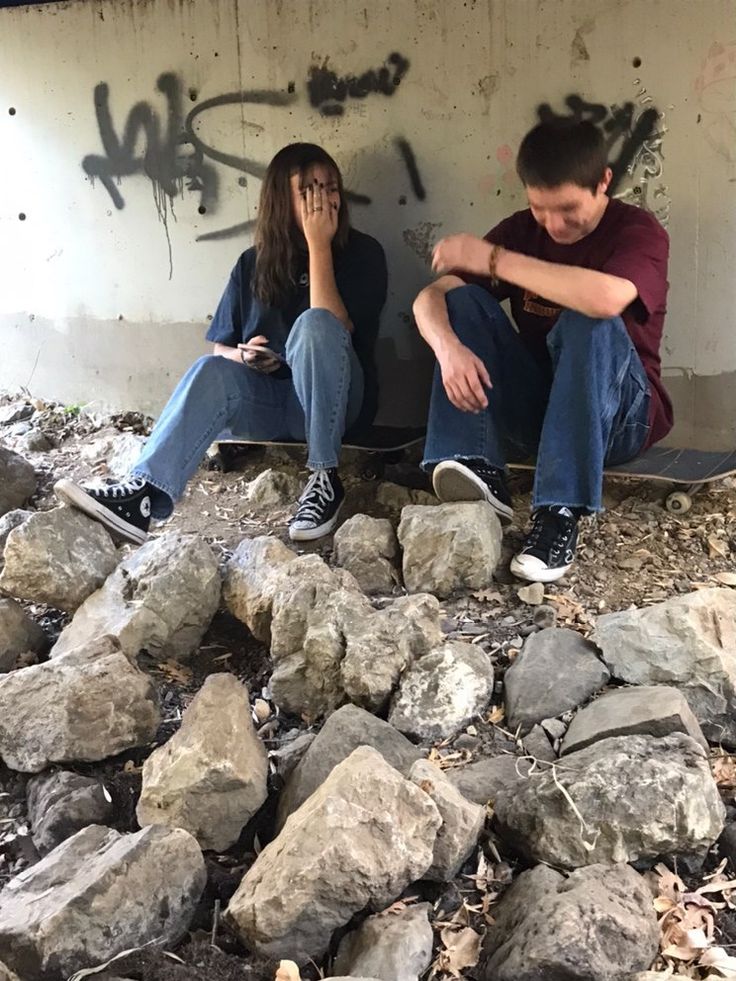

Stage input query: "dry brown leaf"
[
  {"left": 275, "top": 961, "right": 301, "bottom": 981},
  {"left": 711, "top": 754, "right": 736, "bottom": 789},
  {"left": 156, "top": 660, "right": 193, "bottom": 685},
  {"left": 486, "top": 706, "right": 505, "bottom": 725},
  {"left": 437, "top": 926, "right": 482, "bottom": 977},
  {"left": 708, "top": 536, "right": 730, "bottom": 560},
  {"left": 713, "top": 571, "right": 736, "bottom": 587}
]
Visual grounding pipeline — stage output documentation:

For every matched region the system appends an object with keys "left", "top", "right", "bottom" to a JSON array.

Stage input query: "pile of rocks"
[{"left": 0, "top": 441, "right": 733, "bottom": 981}]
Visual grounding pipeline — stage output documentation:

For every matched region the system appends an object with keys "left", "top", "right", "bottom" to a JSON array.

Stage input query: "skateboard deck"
[
  {"left": 216, "top": 425, "right": 426, "bottom": 453},
  {"left": 509, "top": 446, "right": 736, "bottom": 513}
]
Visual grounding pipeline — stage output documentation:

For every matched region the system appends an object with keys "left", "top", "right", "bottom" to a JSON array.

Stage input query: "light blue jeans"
[
  {"left": 423, "top": 286, "right": 651, "bottom": 513},
  {"left": 132, "top": 309, "right": 363, "bottom": 518}
]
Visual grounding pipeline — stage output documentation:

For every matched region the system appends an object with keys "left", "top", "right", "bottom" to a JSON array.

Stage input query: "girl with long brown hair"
[{"left": 55, "top": 143, "right": 388, "bottom": 543}]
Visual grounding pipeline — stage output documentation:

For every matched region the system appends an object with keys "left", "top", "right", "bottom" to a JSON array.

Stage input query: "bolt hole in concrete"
[
  {"left": 632, "top": 56, "right": 642, "bottom": 67},
  {"left": 198, "top": 206, "right": 207, "bottom": 215},
  {"left": 18, "top": 213, "right": 26, "bottom": 221},
  {"left": 189, "top": 89, "right": 198, "bottom": 102},
  {"left": 8, "top": 107, "right": 16, "bottom": 115}
]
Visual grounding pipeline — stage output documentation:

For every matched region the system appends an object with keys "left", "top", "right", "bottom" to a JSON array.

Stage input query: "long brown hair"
[{"left": 253, "top": 143, "right": 350, "bottom": 307}]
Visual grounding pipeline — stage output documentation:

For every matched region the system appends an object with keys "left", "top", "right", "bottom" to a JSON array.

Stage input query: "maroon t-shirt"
[{"left": 464, "top": 198, "right": 672, "bottom": 448}]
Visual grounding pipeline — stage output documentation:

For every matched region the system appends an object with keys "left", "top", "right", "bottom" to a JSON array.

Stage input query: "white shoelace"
[
  {"left": 294, "top": 469, "right": 335, "bottom": 524},
  {"left": 93, "top": 475, "right": 148, "bottom": 498}
]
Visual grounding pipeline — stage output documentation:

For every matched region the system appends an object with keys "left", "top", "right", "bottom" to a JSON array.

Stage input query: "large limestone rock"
[
  {"left": 592, "top": 588, "right": 736, "bottom": 744},
  {"left": 227, "top": 747, "right": 441, "bottom": 961},
  {"left": 0, "top": 598, "right": 46, "bottom": 672},
  {"left": 0, "top": 637, "right": 160, "bottom": 772},
  {"left": 0, "top": 824, "right": 205, "bottom": 980},
  {"left": 398, "top": 502, "right": 502, "bottom": 597},
  {"left": 504, "top": 628, "right": 610, "bottom": 735},
  {"left": 51, "top": 532, "right": 221, "bottom": 661},
  {"left": 0, "top": 510, "right": 31, "bottom": 571},
  {"left": 340, "top": 594, "right": 442, "bottom": 711},
  {"left": 409, "top": 760, "right": 485, "bottom": 881},
  {"left": 245, "top": 468, "right": 301, "bottom": 509},
  {"left": 0, "top": 507, "right": 118, "bottom": 612},
  {"left": 561, "top": 685, "right": 708, "bottom": 756},
  {"left": 0, "top": 446, "right": 35, "bottom": 518},
  {"left": 137, "top": 674, "right": 267, "bottom": 851},
  {"left": 27, "top": 770, "right": 113, "bottom": 855},
  {"left": 223, "top": 536, "right": 332, "bottom": 643},
  {"left": 224, "top": 537, "right": 442, "bottom": 718},
  {"left": 276, "top": 704, "right": 422, "bottom": 829},
  {"left": 334, "top": 903, "right": 434, "bottom": 981},
  {"left": 494, "top": 733, "right": 725, "bottom": 868},
  {"left": 389, "top": 642, "right": 494, "bottom": 741},
  {"left": 482, "top": 863, "right": 659, "bottom": 981},
  {"left": 333, "top": 514, "right": 400, "bottom": 594},
  {"left": 0, "top": 962, "right": 20, "bottom": 981}
]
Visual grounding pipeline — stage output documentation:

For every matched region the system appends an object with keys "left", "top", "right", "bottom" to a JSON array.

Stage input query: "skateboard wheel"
[{"left": 665, "top": 491, "right": 692, "bottom": 514}]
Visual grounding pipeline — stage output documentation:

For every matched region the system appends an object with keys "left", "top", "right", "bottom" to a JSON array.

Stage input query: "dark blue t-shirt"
[{"left": 205, "top": 228, "right": 387, "bottom": 435}]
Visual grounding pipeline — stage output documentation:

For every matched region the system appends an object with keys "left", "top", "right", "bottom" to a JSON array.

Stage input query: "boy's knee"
[
  {"left": 445, "top": 285, "right": 506, "bottom": 344},
  {"left": 549, "top": 311, "right": 628, "bottom": 350}
]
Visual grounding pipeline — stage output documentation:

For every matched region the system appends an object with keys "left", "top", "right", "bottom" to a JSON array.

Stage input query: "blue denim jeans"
[
  {"left": 422, "top": 285, "right": 650, "bottom": 513},
  {"left": 131, "top": 308, "right": 363, "bottom": 518}
]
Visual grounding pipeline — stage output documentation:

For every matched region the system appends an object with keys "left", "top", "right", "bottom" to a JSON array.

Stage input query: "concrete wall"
[{"left": 1, "top": 0, "right": 735, "bottom": 446}]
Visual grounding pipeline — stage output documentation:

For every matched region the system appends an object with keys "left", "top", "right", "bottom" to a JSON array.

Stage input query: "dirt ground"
[{"left": 2, "top": 398, "right": 736, "bottom": 980}]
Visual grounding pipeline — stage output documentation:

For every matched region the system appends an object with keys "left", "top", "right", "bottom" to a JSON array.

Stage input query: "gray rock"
[
  {"left": 81, "top": 432, "right": 146, "bottom": 477},
  {"left": 445, "top": 755, "right": 530, "bottom": 806},
  {"left": 0, "top": 824, "right": 205, "bottom": 980},
  {"left": 0, "top": 447, "right": 35, "bottom": 519},
  {"left": 561, "top": 685, "right": 708, "bottom": 756},
  {"left": 592, "top": 588, "right": 736, "bottom": 745},
  {"left": 389, "top": 642, "right": 494, "bottom": 741},
  {"left": 398, "top": 502, "right": 502, "bottom": 598},
  {"left": 26, "top": 770, "right": 113, "bottom": 855},
  {"left": 409, "top": 760, "right": 485, "bottom": 881},
  {"left": 523, "top": 724, "right": 556, "bottom": 762},
  {"left": 137, "top": 674, "right": 267, "bottom": 851},
  {"left": 482, "top": 862, "right": 659, "bottom": 981},
  {"left": 0, "top": 636, "right": 160, "bottom": 772},
  {"left": 245, "top": 468, "right": 301, "bottom": 509},
  {"left": 0, "top": 403, "right": 33, "bottom": 426},
  {"left": 0, "top": 961, "right": 21, "bottom": 981},
  {"left": 340, "top": 594, "right": 443, "bottom": 711},
  {"left": 276, "top": 704, "right": 422, "bottom": 829},
  {"left": 375, "top": 483, "right": 436, "bottom": 511},
  {"left": 517, "top": 582, "right": 544, "bottom": 605},
  {"left": 18, "top": 430, "right": 53, "bottom": 454},
  {"left": 226, "top": 746, "right": 441, "bottom": 961},
  {"left": 269, "top": 732, "right": 316, "bottom": 780},
  {"left": 0, "top": 507, "right": 117, "bottom": 612},
  {"left": 494, "top": 733, "right": 725, "bottom": 868},
  {"left": 0, "top": 511, "right": 31, "bottom": 571},
  {"left": 504, "top": 628, "right": 610, "bottom": 735},
  {"left": 51, "top": 532, "right": 221, "bottom": 661},
  {"left": 333, "top": 514, "right": 400, "bottom": 594},
  {"left": 334, "top": 903, "right": 434, "bottom": 981},
  {"left": 0, "top": 598, "right": 46, "bottom": 673}
]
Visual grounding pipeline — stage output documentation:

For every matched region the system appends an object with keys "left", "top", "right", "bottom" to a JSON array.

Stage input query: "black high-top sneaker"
[
  {"left": 510, "top": 505, "right": 579, "bottom": 583},
  {"left": 54, "top": 475, "right": 152, "bottom": 545},
  {"left": 431, "top": 458, "right": 513, "bottom": 521},
  {"left": 289, "top": 468, "right": 344, "bottom": 541}
]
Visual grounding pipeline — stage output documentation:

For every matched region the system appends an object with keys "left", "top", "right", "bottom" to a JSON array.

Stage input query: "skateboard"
[
  {"left": 509, "top": 446, "right": 736, "bottom": 514},
  {"left": 210, "top": 425, "right": 427, "bottom": 479}
]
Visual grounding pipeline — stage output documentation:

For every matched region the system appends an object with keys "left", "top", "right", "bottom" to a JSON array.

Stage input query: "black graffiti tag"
[
  {"left": 536, "top": 94, "right": 659, "bottom": 193},
  {"left": 308, "top": 52, "right": 410, "bottom": 116}
]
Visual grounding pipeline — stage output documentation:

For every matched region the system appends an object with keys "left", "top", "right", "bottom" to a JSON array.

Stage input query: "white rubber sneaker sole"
[
  {"left": 510, "top": 552, "right": 572, "bottom": 583},
  {"left": 54, "top": 478, "right": 148, "bottom": 546},
  {"left": 288, "top": 500, "right": 344, "bottom": 542},
  {"left": 432, "top": 460, "right": 513, "bottom": 522}
]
